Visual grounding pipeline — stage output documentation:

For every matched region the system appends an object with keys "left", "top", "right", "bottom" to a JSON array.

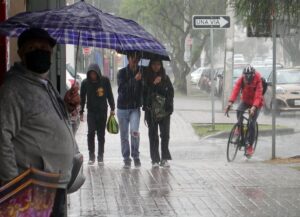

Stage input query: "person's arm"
[
  {"left": 80, "top": 80, "right": 87, "bottom": 115},
  {"left": 165, "top": 75, "right": 174, "bottom": 114},
  {"left": 229, "top": 77, "right": 243, "bottom": 103},
  {"left": 0, "top": 87, "right": 21, "bottom": 182},
  {"left": 105, "top": 78, "right": 115, "bottom": 113}
]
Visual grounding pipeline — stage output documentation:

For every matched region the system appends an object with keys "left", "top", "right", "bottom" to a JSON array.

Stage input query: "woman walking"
[{"left": 143, "top": 58, "right": 174, "bottom": 168}]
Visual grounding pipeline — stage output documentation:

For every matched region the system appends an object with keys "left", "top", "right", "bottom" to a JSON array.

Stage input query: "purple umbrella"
[{"left": 0, "top": 0, "right": 170, "bottom": 61}]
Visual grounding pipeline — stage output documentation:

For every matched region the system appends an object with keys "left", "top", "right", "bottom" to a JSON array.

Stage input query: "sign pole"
[
  {"left": 210, "top": 29, "right": 215, "bottom": 130},
  {"left": 271, "top": 17, "right": 277, "bottom": 159},
  {"left": 192, "top": 15, "right": 230, "bottom": 130}
]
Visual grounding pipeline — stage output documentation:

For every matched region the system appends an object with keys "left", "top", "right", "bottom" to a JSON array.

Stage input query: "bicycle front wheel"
[
  {"left": 252, "top": 122, "right": 258, "bottom": 151},
  {"left": 227, "top": 123, "right": 240, "bottom": 162}
]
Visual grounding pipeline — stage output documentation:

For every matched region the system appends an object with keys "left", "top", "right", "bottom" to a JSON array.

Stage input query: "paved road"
[{"left": 68, "top": 94, "right": 300, "bottom": 217}]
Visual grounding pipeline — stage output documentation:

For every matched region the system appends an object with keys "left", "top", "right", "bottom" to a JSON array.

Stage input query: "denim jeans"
[{"left": 117, "top": 108, "right": 141, "bottom": 162}]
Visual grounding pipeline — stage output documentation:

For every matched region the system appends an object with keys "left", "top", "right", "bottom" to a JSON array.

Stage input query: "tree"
[
  {"left": 120, "top": 0, "right": 225, "bottom": 94},
  {"left": 234, "top": 0, "right": 300, "bottom": 66}
]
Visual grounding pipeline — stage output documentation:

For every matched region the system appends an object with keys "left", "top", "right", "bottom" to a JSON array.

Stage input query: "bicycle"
[{"left": 225, "top": 109, "right": 258, "bottom": 162}]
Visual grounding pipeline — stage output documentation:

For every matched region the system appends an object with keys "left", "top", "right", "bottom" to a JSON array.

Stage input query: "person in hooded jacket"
[
  {"left": 143, "top": 58, "right": 174, "bottom": 168},
  {"left": 80, "top": 63, "right": 115, "bottom": 165},
  {"left": 0, "top": 28, "right": 79, "bottom": 217}
]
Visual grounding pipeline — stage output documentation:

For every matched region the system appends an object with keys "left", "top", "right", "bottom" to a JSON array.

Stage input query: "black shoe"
[
  {"left": 134, "top": 159, "right": 141, "bottom": 168},
  {"left": 123, "top": 160, "right": 131, "bottom": 169},
  {"left": 98, "top": 156, "right": 104, "bottom": 165}
]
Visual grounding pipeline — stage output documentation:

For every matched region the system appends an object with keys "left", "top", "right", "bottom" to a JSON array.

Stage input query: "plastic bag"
[{"left": 107, "top": 114, "right": 119, "bottom": 134}]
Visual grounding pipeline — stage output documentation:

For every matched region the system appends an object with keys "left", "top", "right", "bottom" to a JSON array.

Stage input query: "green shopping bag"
[{"left": 107, "top": 114, "right": 119, "bottom": 134}]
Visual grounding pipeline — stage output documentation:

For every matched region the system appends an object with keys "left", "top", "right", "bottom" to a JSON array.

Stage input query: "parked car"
[
  {"left": 264, "top": 68, "right": 300, "bottom": 115},
  {"left": 190, "top": 67, "right": 206, "bottom": 85},
  {"left": 198, "top": 68, "right": 215, "bottom": 93},
  {"left": 251, "top": 56, "right": 264, "bottom": 66},
  {"left": 66, "top": 63, "right": 85, "bottom": 90},
  {"left": 213, "top": 68, "right": 224, "bottom": 97}
]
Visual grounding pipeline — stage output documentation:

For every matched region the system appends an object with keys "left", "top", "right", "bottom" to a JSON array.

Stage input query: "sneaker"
[
  {"left": 160, "top": 160, "right": 170, "bottom": 168},
  {"left": 152, "top": 162, "right": 159, "bottom": 169},
  {"left": 88, "top": 153, "right": 95, "bottom": 165},
  {"left": 134, "top": 159, "right": 141, "bottom": 168},
  {"left": 98, "top": 156, "right": 104, "bottom": 165},
  {"left": 88, "top": 159, "right": 95, "bottom": 165},
  {"left": 123, "top": 160, "right": 131, "bottom": 169},
  {"left": 246, "top": 145, "right": 254, "bottom": 156}
]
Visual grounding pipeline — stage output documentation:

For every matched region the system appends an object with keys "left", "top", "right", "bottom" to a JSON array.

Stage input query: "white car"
[
  {"left": 66, "top": 63, "right": 83, "bottom": 90},
  {"left": 190, "top": 67, "right": 207, "bottom": 85}
]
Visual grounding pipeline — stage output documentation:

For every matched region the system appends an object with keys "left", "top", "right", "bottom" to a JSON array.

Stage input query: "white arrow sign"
[{"left": 193, "top": 15, "right": 230, "bottom": 29}]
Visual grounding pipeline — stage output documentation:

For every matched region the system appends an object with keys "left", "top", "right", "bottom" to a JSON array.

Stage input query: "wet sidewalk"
[{"left": 68, "top": 96, "right": 300, "bottom": 217}]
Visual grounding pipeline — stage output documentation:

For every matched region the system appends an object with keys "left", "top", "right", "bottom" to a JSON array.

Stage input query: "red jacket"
[{"left": 229, "top": 72, "right": 264, "bottom": 108}]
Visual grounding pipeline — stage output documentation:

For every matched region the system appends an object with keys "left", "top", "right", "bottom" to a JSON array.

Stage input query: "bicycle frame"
[{"left": 226, "top": 108, "right": 258, "bottom": 162}]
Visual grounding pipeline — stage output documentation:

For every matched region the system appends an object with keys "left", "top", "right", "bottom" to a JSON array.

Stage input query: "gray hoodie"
[{"left": 0, "top": 63, "right": 78, "bottom": 188}]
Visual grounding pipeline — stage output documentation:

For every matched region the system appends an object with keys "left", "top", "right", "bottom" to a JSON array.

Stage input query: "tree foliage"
[
  {"left": 120, "top": 0, "right": 225, "bottom": 93},
  {"left": 234, "top": 0, "right": 300, "bottom": 66}
]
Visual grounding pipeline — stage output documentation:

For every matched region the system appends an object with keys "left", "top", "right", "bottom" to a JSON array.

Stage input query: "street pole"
[
  {"left": 271, "top": 16, "right": 277, "bottom": 159},
  {"left": 210, "top": 29, "right": 215, "bottom": 130}
]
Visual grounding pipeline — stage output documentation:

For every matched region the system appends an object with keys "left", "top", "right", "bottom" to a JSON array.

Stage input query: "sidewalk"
[{"left": 68, "top": 95, "right": 300, "bottom": 217}]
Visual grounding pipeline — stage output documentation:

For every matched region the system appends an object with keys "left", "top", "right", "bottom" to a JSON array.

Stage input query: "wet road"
[{"left": 68, "top": 95, "right": 300, "bottom": 217}]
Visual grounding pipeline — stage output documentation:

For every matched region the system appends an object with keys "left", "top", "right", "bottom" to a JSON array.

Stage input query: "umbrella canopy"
[{"left": 0, "top": 1, "right": 170, "bottom": 61}]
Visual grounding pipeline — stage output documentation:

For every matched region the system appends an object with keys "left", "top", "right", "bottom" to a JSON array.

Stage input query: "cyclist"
[{"left": 225, "top": 65, "right": 264, "bottom": 157}]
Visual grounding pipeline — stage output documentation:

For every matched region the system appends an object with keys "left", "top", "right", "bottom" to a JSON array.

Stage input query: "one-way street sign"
[{"left": 193, "top": 15, "right": 230, "bottom": 29}]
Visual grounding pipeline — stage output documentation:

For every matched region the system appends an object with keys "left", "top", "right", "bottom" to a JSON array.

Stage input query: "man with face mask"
[
  {"left": 0, "top": 28, "right": 79, "bottom": 216},
  {"left": 225, "top": 65, "right": 264, "bottom": 157}
]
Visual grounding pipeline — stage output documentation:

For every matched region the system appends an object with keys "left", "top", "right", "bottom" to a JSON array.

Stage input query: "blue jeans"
[{"left": 117, "top": 108, "right": 141, "bottom": 162}]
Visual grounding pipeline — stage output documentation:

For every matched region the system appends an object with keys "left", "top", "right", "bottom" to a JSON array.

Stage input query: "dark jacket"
[
  {"left": 143, "top": 70, "right": 174, "bottom": 114},
  {"left": 117, "top": 65, "right": 144, "bottom": 109},
  {"left": 80, "top": 64, "right": 115, "bottom": 114}
]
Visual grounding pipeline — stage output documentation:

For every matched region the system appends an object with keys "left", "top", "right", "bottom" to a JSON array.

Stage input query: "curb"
[{"left": 203, "top": 128, "right": 295, "bottom": 139}]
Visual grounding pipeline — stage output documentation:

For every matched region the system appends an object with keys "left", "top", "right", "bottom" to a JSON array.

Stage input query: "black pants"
[
  {"left": 51, "top": 188, "right": 67, "bottom": 217},
  {"left": 87, "top": 111, "right": 107, "bottom": 159},
  {"left": 237, "top": 102, "right": 260, "bottom": 145},
  {"left": 146, "top": 113, "right": 172, "bottom": 163}
]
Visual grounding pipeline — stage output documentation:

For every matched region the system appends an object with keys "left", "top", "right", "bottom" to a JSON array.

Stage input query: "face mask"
[
  {"left": 244, "top": 73, "right": 254, "bottom": 84},
  {"left": 25, "top": 50, "right": 51, "bottom": 74}
]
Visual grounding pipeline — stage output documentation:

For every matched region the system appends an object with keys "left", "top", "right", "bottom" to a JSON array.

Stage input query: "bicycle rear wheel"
[{"left": 227, "top": 123, "right": 240, "bottom": 162}]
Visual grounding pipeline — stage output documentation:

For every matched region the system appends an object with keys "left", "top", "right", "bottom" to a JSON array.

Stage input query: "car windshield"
[
  {"left": 255, "top": 66, "right": 272, "bottom": 78},
  {"left": 233, "top": 68, "right": 244, "bottom": 78},
  {"left": 277, "top": 69, "right": 300, "bottom": 84}
]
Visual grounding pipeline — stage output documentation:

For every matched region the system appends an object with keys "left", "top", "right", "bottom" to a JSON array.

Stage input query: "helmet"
[{"left": 243, "top": 65, "right": 255, "bottom": 83}]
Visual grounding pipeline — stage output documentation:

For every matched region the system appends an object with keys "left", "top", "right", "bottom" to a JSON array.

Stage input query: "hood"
[{"left": 86, "top": 63, "right": 101, "bottom": 81}]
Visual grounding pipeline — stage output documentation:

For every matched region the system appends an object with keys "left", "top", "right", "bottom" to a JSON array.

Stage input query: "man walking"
[
  {"left": 80, "top": 63, "right": 115, "bottom": 165},
  {"left": 117, "top": 52, "right": 143, "bottom": 168}
]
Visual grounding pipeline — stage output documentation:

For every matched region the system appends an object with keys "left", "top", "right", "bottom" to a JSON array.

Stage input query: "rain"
[{"left": 0, "top": 0, "right": 300, "bottom": 216}]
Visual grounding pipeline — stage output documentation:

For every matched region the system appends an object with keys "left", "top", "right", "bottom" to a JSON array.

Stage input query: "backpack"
[
  {"left": 151, "top": 93, "right": 170, "bottom": 122},
  {"left": 261, "top": 77, "right": 268, "bottom": 95},
  {"left": 241, "top": 77, "right": 268, "bottom": 95}
]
